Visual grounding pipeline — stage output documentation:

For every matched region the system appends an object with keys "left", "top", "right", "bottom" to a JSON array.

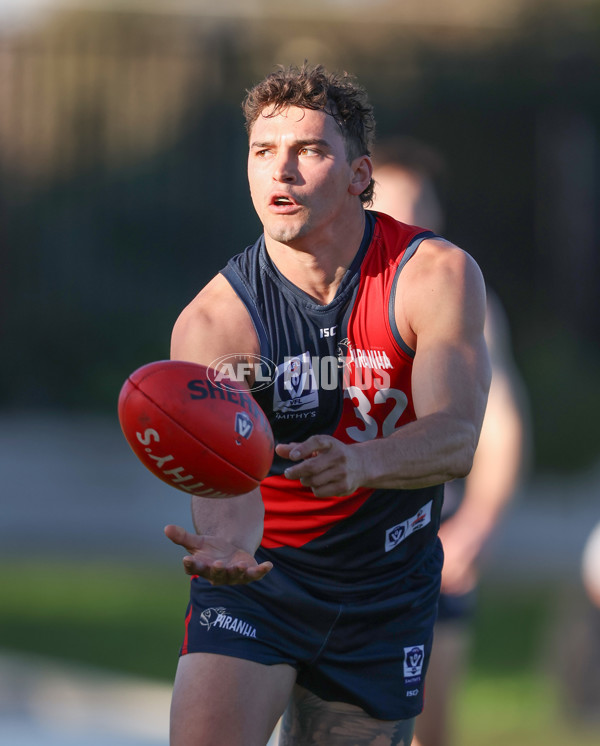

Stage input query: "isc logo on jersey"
[{"left": 272, "top": 352, "right": 319, "bottom": 418}]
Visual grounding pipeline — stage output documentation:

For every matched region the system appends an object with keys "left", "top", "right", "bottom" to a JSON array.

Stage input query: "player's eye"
[{"left": 299, "top": 147, "right": 318, "bottom": 156}]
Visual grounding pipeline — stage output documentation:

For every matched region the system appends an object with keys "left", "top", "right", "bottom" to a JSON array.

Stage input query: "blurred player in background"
[
  {"left": 579, "top": 521, "right": 600, "bottom": 713},
  {"left": 372, "top": 136, "right": 529, "bottom": 746},
  {"left": 582, "top": 522, "right": 600, "bottom": 609},
  {"left": 559, "top": 520, "right": 600, "bottom": 721}
]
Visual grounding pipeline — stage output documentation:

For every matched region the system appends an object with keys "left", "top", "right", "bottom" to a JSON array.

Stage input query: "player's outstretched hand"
[
  {"left": 277, "top": 434, "right": 364, "bottom": 497},
  {"left": 164, "top": 524, "right": 273, "bottom": 586}
]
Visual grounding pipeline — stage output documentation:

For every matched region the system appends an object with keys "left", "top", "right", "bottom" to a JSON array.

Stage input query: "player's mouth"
[{"left": 269, "top": 193, "right": 301, "bottom": 213}]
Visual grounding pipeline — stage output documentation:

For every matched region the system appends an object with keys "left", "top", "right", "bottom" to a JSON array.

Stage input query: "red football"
[{"left": 118, "top": 360, "right": 274, "bottom": 497}]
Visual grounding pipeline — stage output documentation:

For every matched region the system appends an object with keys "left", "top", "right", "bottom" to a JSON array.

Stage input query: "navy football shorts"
[{"left": 179, "top": 546, "right": 442, "bottom": 721}]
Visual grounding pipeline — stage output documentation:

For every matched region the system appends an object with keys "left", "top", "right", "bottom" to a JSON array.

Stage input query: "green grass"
[
  {"left": 457, "top": 672, "right": 600, "bottom": 746},
  {"left": 455, "top": 584, "right": 600, "bottom": 746},
  {"left": 0, "top": 560, "right": 189, "bottom": 681},
  {"left": 1, "top": 561, "right": 599, "bottom": 744}
]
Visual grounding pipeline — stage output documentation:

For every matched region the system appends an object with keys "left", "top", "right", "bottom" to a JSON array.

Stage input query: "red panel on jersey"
[{"left": 261, "top": 473, "right": 373, "bottom": 548}]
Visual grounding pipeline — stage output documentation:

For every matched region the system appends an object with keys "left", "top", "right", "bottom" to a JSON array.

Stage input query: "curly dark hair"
[{"left": 242, "top": 63, "right": 376, "bottom": 205}]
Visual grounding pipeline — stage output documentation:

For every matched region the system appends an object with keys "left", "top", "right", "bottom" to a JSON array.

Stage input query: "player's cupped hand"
[
  {"left": 277, "top": 434, "right": 363, "bottom": 497},
  {"left": 164, "top": 524, "right": 273, "bottom": 586}
]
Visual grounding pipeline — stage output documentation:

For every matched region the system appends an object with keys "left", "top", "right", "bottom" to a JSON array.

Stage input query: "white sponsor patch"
[{"left": 385, "top": 501, "right": 432, "bottom": 552}]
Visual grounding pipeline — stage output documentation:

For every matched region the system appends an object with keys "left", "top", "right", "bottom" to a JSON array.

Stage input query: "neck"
[{"left": 265, "top": 207, "right": 366, "bottom": 305}]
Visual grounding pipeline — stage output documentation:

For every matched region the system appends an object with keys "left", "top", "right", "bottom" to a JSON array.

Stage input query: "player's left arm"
[{"left": 279, "top": 240, "right": 491, "bottom": 495}]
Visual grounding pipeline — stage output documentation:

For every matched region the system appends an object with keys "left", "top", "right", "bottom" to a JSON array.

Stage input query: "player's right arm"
[
  {"left": 164, "top": 274, "right": 273, "bottom": 585},
  {"left": 170, "top": 273, "right": 260, "bottom": 374}
]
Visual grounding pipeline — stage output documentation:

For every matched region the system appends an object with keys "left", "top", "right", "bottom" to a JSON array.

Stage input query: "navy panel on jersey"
[{"left": 220, "top": 212, "right": 375, "bottom": 475}]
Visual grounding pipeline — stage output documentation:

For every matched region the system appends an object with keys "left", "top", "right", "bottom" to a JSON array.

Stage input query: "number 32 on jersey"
[{"left": 345, "top": 386, "right": 408, "bottom": 442}]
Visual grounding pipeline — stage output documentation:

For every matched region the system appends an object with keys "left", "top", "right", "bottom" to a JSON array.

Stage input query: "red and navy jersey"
[{"left": 221, "top": 211, "right": 444, "bottom": 594}]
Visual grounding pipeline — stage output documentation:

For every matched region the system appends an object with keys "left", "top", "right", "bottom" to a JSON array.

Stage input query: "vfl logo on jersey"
[
  {"left": 199, "top": 607, "right": 257, "bottom": 638},
  {"left": 404, "top": 644, "right": 425, "bottom": 688},
  {"left": 385, "top": 501, "right": 432, "bottom": 552},
  {"left": 272, "top": 352, "right": 319, "bottom": 416},
  {"left": 234, "top": 411, "right": 253, "bottom": 440}
]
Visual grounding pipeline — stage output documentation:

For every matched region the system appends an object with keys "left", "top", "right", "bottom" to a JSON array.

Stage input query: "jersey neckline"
[{"left": 258, "top": 211, "right": 376, "bottom": 312}]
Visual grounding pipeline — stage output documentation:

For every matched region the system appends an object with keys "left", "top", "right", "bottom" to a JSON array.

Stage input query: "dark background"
[{"left": 2, "top": 1, "right": 599, "bottom": 475}]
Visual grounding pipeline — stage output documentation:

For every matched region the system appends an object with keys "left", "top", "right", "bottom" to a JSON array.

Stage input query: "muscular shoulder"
[
  {"left": 396, "top": 238, "right": 486, "bottom": 347},
  {"left": 171, "top": 273, "right": 259, "bottom": 366}
]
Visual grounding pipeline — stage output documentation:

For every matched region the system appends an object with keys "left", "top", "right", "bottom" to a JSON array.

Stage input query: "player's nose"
[{"left": 272, "top": 150, "right": 297, "bottom": 183}]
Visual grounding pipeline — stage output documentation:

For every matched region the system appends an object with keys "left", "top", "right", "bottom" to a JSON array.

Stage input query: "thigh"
[
  {"left": 171, "top": 652, "right": 296, "bottom": 746},
  {"left": 278, "top": 684, "right": 415, "bottom": 746}
]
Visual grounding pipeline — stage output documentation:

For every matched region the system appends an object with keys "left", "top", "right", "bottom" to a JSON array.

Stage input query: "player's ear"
[{"left": 348, "top": 155, "right": 373, "bottom": 197}]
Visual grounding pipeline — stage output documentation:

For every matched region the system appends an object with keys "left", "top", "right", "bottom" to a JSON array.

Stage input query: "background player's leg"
[
  {"left": 278, "top": 684, "right": 415, "bottom": 746},
  {"left": 170, "top": 652, "right": 296, "bottom": 746},
  {"left": 412, "top": 622, "right": 469, "bottom": 746}
]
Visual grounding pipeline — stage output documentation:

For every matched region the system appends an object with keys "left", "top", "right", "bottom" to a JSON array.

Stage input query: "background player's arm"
[
  {"left": 164, "top": 274, "right": 272, "bottom": 585},
  {"left": 279, "top": 240, "right": 491, "bottom": 494}
]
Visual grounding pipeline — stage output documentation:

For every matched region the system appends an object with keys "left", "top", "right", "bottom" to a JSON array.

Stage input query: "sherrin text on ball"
[{"left": 118, "top": 360, "right": 274, "bottom": 497}]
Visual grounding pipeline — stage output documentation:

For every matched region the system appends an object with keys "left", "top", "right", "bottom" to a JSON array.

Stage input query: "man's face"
[{"left": 247, "top": 106, "right": 358, "bottom": 247}]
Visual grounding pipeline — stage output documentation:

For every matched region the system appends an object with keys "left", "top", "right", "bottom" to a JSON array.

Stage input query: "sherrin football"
[{"left": 118, "top": 360, "right": 274, "bottom": 497}]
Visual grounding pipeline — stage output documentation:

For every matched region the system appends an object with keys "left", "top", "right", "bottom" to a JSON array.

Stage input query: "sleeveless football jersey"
[{"left": 221, "top": 210, "right": 444, "bottom": 592}]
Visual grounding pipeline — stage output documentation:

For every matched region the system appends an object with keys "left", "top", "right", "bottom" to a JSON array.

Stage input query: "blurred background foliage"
[{"left": 1, "top": 0, "right": 599, "bottom": 475}]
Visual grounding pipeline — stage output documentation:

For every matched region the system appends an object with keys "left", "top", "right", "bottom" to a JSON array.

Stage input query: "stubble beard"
[{"left": 264, "top": 214, "right": 313, "bottom": 247}]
